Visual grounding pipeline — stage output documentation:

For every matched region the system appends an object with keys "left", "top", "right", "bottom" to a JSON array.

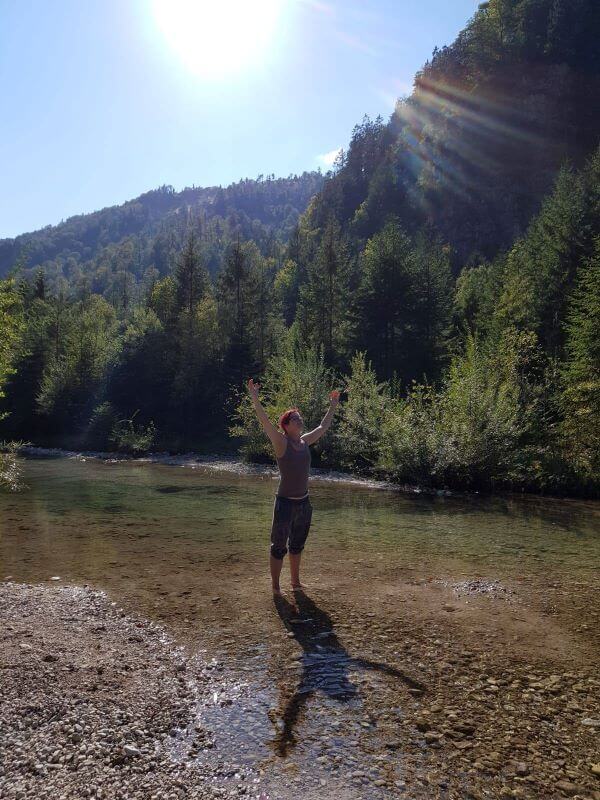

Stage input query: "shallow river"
[{"left": 1, "top": 455, "right": 599, "bottom": 799}]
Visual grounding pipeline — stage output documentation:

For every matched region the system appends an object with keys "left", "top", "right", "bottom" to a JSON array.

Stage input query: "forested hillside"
[
  {"left": 0, "top": 172, "right": 323, "bottom": 298},
  {"left": 1, "top": 0, "right": 599, "bottom": 496},
  {"left": 307, "top": 0, "right": 600, "bottom": 263}
]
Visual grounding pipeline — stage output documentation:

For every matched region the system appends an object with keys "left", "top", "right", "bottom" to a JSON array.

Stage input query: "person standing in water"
[{"left": 247, "top": 378, "right": 341, "bottom": 597}]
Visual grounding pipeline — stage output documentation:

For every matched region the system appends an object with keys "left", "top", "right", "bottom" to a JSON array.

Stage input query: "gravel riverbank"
[
  {"left": 2, "top": 579, "right": 599, "bottom": 800},
  {"left": 0, "top": 582, "right": 257, "bottom": 800}
]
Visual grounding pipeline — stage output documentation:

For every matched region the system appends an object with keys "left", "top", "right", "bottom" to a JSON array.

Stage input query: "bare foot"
[
  {"left": 291, "top": 583, "right": 306, "bottom": 591},
  {"left": 272, "top": 586, "right": 283, "bottom": 597}
]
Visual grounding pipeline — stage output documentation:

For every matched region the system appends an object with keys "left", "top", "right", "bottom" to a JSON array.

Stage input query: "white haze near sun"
[{"left": 152, "top": 0, "right": 284, "bottom": 79}]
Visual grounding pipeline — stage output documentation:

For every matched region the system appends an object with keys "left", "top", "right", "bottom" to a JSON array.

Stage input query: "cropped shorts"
[{"left": 270, "top": 495, "right": 313, "bottom": 560}]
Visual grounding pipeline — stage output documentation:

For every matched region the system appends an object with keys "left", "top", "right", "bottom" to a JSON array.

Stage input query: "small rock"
[
  {"left": 556, "top": 780, "right": 586, "bottom": 796},
  {"left": 123, "top": 745, "right": 141, "bottom": 757},
  {"left": 50, "top": 576, "right": 61, "bottom": 581},
  {"left": 453, "top": 721, "right": 476, "bottom": 735},
  {"left": 514, "top": 762, "right": 529, "bottom": 776}
]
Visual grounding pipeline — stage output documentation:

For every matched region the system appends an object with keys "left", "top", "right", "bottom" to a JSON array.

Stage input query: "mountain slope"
[
  {"left": 0, "top": 172, "right": 324, "bottom": 284},
  {"left": 306, "top": 0, "right": 600, "bottom": 264}
]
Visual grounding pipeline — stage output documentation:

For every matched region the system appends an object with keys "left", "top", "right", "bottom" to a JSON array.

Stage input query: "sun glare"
[{"left": 152, "top": 0, "right": 283, "bottom": 79}]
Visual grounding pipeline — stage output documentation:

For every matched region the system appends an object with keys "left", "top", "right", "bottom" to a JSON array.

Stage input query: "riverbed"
[{"left": 1, "top": 453, "right": 599, "bottom": 800}]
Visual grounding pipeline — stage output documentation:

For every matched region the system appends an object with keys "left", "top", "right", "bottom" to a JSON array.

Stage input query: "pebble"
[
  {"left": 2, "top": 570, "right": 598, "bottom": 800},
  {"left": 556, "top": 780, "right": 587, "bottom": 796}
]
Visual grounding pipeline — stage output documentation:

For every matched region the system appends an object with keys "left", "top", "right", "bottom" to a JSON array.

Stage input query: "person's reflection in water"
[{"left": 270, "top": 589, "right": 426, "bottom": 757}]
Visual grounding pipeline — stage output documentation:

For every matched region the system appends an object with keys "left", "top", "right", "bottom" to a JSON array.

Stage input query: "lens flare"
[{"left": 152, "top": 0, "right": 283, "bottom": 79}]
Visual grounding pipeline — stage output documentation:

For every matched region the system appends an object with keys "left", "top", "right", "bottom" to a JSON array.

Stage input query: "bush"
[
  {"left": 85, "top": 402, "right": 119, "bottom": 450},
  {"left": 109, "top": 410, "right": 156, "bottom": 454},
  {"left": 0, "top": 440, "right": 30, "bottom": 492},
  {"left": 377, "top": 384, "right": 447, "bottom": 486},
  {"left": 377, "top": 334, "right": 535, "bottom": 489},
  {"left": 327, "top": 351, "right": 390, "bottom": 473}
]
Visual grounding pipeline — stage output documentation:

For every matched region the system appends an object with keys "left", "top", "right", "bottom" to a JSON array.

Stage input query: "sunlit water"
[{"left": 1, "top": 456, "right": 599, "bottom": 799}]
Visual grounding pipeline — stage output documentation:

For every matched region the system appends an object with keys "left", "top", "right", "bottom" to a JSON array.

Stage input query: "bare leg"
[
  {"left": 270, "top": 554, "right": 284, "bottom": 596},
  {"left": 289, "top": 551, "right": 303, "bottom": 589}
]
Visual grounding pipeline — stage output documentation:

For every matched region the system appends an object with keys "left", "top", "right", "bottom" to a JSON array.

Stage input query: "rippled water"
[{"left": 1, "top": 455, "right": 599, "bottom": 799}]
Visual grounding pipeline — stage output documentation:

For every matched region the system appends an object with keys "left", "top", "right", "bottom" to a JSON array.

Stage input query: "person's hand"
[
  {"left": 247, "top": 377, "right": 260, "bottom": 401},
  {"left": 329, "top": 389, "right": 341, "bottom": 407}
]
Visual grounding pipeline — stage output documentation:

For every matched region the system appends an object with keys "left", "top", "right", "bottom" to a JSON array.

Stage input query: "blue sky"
[{"left": 0, "top": 0, "right": 480, "bottom": 239}]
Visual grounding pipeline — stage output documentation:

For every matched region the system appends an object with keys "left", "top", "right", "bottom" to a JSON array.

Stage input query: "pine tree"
[
  {"left": 175, "top": 229, "right": 209, "bottom": 320},
  {"left": 33, "top": 268, "right": 46, "bottom": 300},
  {"left": 352, "top": 219, "right": 414, "bottom": 381},
  {"left": 561, "top": 236, "right": 600, "bottom": 480},
  {"left": 216, "top": 236, "right": 260, "bottom": 390},
  {"left": 0, "top": 277, "right": 24, "bottom": 422},
  {"left": 297, "top": 218, "right": 352, "bottom": 368},
  {"left": 495, "top": 164, "right": 588, "bottom": 356}
]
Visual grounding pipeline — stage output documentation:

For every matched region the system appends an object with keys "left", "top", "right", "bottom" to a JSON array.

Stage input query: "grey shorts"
[{"left": 270, "top": 495, "right": 313, "bottom": 560}]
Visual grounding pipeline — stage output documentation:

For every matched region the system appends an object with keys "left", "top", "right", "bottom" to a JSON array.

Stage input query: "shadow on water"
[{"left": 270, "top": 589, "right": 426, "bottom": 757}]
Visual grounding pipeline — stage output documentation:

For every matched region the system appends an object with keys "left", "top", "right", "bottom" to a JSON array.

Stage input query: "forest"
[{"left": 1, "top": 0, "right": 599, "bottom": 496}]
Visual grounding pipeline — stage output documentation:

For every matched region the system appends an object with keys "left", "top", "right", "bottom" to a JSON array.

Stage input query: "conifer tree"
[
  {"left": 561, "top": 237, "right": 600, "bottom": 481},
  {"left": 175, "top": 229, "right": 209, "bottom": 320},
  {"left": 297, "top": 218, "right": 352, "bottom": 368},
  {"left": 351, "top": 219, "right": 414, "bottom": 382}
]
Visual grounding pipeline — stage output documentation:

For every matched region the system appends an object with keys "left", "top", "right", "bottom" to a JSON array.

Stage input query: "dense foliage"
[{"left": 1, "top": 0, "right": 599, "bottom": 495}]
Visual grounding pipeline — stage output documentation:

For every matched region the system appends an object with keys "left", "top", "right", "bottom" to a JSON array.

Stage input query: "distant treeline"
[{"left": 1, "top": 0, "right": 599, "bottom": 496}]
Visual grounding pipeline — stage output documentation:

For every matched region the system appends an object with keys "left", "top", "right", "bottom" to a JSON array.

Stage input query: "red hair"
[{"left": 278, "top": 407, "right": 300, "bottom": 432}]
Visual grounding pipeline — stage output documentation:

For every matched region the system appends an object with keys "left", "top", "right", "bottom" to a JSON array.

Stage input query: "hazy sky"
[{"left": 0, "top": 0, "right": 480, "bottom": 238}]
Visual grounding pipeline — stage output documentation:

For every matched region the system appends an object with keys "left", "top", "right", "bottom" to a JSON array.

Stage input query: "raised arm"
[
  {"left": 301, "top": 389, "right": 341, "bottom": 445},
  {"left": 247, "top": 378, "right": 286, "bottom": 454}
]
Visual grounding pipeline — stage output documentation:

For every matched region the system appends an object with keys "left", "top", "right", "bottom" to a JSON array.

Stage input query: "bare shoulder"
[{"left": 271, "top": 432, "right": 288, "bottom": 459}]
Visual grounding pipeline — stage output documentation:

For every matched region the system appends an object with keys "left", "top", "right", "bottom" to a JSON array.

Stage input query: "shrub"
[
  {"left": 85, "top": 402, "right": 119, "bottom": 449},
  {"left": 327, "top": 351, "right": 390, "bottom": 473},
  {"left": 377, "top": 334, "right": 535, "bottom": 489},
  {"left": 109, "top": 410, "right": 156, "bottom": 454},
  {"left": 0, "top": 440, "right": 29, "bottom": 492}
]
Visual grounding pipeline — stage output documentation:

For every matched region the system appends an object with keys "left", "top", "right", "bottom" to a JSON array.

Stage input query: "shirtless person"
[{"left": 247, "top": 378, "right": 340, "bottom": 597}]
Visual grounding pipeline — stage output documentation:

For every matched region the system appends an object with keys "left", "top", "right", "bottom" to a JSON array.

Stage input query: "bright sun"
[{"left": 152, "top": 0, "right": 283, "bottom": 79}]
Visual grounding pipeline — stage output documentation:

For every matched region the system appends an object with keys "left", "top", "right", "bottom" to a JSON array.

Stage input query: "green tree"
[
  {"left": 328, "top": 351, "right": 390, "bottom": 473},
  {"left": 406, "top": 233, "right": 453, "bottom": 382},
  {"left": 297, "top": 218, "right": 353, "bottom": 368},
  {"left": 352, "top": 219, "right": 413, "bottom": 381},
  {"left": 216, "top": 236, "right": 260, "bottom": 389},
  {"left": 560, "top": 236, "right": 600, "bottom": 482},
  {"left": 37, "top": 295, "right": 119, "bottom": 433},
  {"left": 0, "top": 277, "right": 24, "bottom": 420},
  {"left": 175, "top": 228, "right": 210, "bottom": 319},
  {"left": 495, "top": 164, "right": 588, "bottom": 355}
]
